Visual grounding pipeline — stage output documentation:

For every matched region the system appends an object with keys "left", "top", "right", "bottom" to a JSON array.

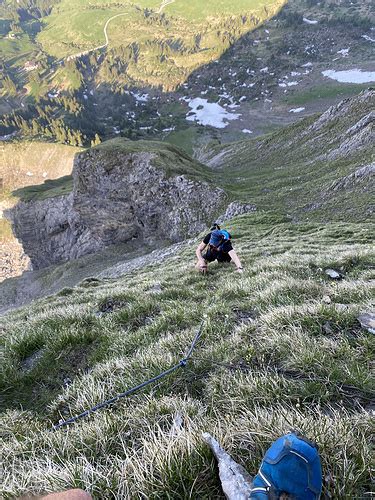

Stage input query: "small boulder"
[
  {"left": 357, "top": 312, "right": 375, "bottom": 334},
  {"left": 325, "top": 268, "right": 343, "bottom": 279},
  {"left": 149, "top": 283, "right": 162, "bottom": 294},
  {"left": 97, "top": 297, "right": 127, "bottom": 314},
  {"left": 335, "top": 303, "right": 351, "bottom": 312},
  {"left": 323, "top": 321, "right": 334, "bottom": 335}
]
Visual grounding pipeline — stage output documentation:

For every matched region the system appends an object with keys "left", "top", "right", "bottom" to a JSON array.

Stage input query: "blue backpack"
[
  {"left": 250, "top": 432, "right": 322, "bottom": 499},
  {"left": 209, "top": 229, "right": 231, "bottom": 249}
]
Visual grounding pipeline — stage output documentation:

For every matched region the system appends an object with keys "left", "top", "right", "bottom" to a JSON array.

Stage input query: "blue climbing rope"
[{"left": 53, "top": 320, "right": 206, "bottom": 430}]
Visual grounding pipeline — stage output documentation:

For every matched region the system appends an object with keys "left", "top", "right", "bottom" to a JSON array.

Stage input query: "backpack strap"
[{"left": 220, "top": 230, "right": 231, "bottom": 240}]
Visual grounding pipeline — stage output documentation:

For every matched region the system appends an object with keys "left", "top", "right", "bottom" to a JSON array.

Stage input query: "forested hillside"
[{"left": 1, "top": 0, "right": 374, "bottom": 149}]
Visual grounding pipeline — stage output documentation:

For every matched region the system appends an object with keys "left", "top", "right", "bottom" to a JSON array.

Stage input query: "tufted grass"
[{"left": 1, "top": 215, "right": 374, "bottom": 498}]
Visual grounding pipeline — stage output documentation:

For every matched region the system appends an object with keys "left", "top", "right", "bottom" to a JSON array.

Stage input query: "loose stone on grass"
[
  {"left": 357, "top": 312, "right": 375, "bottom": 334},
  {"left": 234, "top": 308, "right": 257, "bottom": 324},
  {"left": 203, "top": 433, "right": 253, "bottom": 499},
  {"left": 323, "top": 321, "right": 334, "bottom": 335},
  {"left": 148, "top": 283, "right": 162, "bottom": 294},
  {"left": 96, "top": 297, "right": 127, "bottom": 315},
  {"left": 80, "top": 277, "right": 102, "bottom": 288},
  {"left": 325, "top": 268, "right": 344, "bottom": 279}
]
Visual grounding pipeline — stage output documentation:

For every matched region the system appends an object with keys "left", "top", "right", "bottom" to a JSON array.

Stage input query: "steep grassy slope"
[
  {"left": 207, "top": 89, "right": 374, "bottom": 222},
  {"left": 1, "top": 214, "right": 374, "bottom": 498}
]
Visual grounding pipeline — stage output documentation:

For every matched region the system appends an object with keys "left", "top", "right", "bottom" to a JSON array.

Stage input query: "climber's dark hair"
[{"left": 210, "top": 223, "right": 221, "bottom": 231}]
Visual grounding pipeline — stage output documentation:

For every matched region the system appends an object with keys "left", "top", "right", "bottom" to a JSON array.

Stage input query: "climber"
[{"left": 196, "top": 224, "right": 243, "bottom": 274}]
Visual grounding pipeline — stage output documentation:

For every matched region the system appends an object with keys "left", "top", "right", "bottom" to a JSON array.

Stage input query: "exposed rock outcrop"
[
  {"left": 216, "top": 201, "right": 257, "bottom": 224},
  {"left": 326, "top": 114, "right": 374, "bottom": 160},
  {"left": 328, "top": 163, "right": 374, "bottom": 192},
  {"left": 0, "top": 199, "right": 31, "bottom": 282},
  {"left": 306, "top": 89, "right": 375, "bottom": 134},
  {"left": 7, "top": 140, "right": 226, "bottom": 269}
]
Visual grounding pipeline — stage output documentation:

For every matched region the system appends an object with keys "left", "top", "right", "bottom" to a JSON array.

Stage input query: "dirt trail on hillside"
[
  {"left": 66, "top": 12, "right": 129, "bottom": 62},
  {"left": 157, "top": 0, "right": 175, "bottom": 14},
  {"left": 66, "top": 0, "right": 176, "bottom": 61}
]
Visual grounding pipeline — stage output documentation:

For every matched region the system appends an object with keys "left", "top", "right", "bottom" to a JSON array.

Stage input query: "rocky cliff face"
[{"left": 7, "top": 140, "right": 226, "bottom": 270}]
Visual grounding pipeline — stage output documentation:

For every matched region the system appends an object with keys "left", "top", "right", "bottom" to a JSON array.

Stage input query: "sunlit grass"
[{"left": 1, "top": 217, "right": 374, "bottom": 498}]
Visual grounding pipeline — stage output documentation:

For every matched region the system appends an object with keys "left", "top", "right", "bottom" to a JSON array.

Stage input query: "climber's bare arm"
[
  {"left": 196, "top": 242, "right": 207, "bottom": 270},
  {"left": 39, "top": 490, "right": 92, "bottom": 500},
  {"left": 228, "top": 249, "right": 243, "bottom": 273}
]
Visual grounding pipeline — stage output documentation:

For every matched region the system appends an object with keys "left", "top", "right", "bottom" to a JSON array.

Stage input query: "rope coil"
[{"left": 53, "top": 320, "right": 205, "bottom": 430}]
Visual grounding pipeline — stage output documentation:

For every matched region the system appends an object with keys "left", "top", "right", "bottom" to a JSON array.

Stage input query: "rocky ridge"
[
  {"left": 201, "top": 89, "right": 374, "bottom": 220},
  {"left": 7, "top": 141, "right": 226, "bottom": 270}
]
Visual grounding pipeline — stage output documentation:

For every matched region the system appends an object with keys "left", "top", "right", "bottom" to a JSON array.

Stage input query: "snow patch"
[
  {"left": 337, "top": 48, "right": 350, "bottom": 56},
  {"left": 186, "top": 98, "right": 241, "bottom": 129},
  {"left": 289, "top": 107, "right": 305, "bottom": 113},
  {"left": 0, "top": 131, "right": 17, "bottom": 141},
  {"left": 279, "top": 81, "right": 299, "bottom": 87},
  {"left": 322, "top": 69, "right": 375, "bottom": 83},
  {"left": 132, "top": 92, "right": 149, "bottom": 102},
  {"left": 303, "top": 17, "right": 318, "bottom": 24},
  {"left": 362, "top": 35, "right": 375, "bottom": 43},
  {"left": 242, "top": 129, "right": 253, "bottom": 134}
]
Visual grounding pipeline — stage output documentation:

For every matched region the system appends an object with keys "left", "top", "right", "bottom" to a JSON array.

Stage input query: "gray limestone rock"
[
  {"left": 325, "top": 269, "right": 343, "bottom": 280},
  {"left": 7, "top": 143, "right": 226, "bottom": 269},
  {"left": 202, "top": 433, "right": 253, "bottom": 500},
  {"left": 328, "top": 163, "right": 375, "bottom": 192},
  {"left": 357, "top": 312, "right": 375, "bottom": 334},
  {"left": 216, "top": 201, "right": 257, "bottom": 224}
]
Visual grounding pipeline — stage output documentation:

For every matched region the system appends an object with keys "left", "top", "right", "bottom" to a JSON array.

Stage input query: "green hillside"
[
  {"left": 37, "top": 0, "right": 281, "bottom": 58},
  {"left": 1, "top": 215, "right": 374, "bottom": 498},
  {"left": 208, "top": 89, "right": 375, "bottom": 222},
  {"left": 1, "top": 0, "right": 373, "bottom": 149},
  {"left": 35, "top": 0, "right": 284, "bottom": 91}
]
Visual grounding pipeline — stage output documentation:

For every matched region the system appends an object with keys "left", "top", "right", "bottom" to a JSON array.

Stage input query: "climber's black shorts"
[{"left": 203, "top": 248, "right": 232, "bottom": 263}]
